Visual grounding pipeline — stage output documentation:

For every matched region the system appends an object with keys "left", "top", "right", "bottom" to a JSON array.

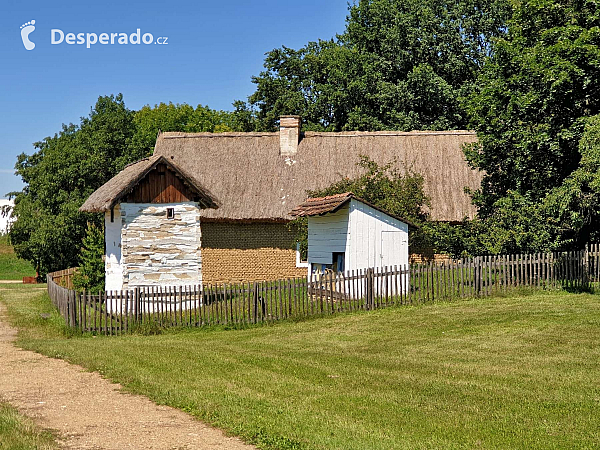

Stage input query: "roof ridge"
[
  {"left": 159, "top": 130, "right": 476, "bottom": 140},
  {"left": 304, "top": 130, "right": 475, "bottom": 137},
  {"left": 123, "top": 157, "right": 152, "bottom": 169},
  {"left": 161, "top": 132, "right": 277, "bottom": 139},
  {"left": 306, "top": 192, "right": 353, "bottom": 202}
]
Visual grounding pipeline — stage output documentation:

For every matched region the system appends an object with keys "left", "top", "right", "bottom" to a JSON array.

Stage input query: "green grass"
[
  {"left": 0, "top": 401, "right": 57, "bottom": 450},
  {"left": 2, "top": 284, "right": 600, "bottom": 449},
  {"left": 0, "top": 235, "right": 36, "bottom": 280}
]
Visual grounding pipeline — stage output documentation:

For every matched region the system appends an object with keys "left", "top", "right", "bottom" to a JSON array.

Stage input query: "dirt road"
[{"left": 0, "top": 299, "right": 254, "bottom": 449}]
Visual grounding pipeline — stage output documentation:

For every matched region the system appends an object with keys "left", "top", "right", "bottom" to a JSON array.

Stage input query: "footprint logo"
[{"left": 20, "top": 20, "right": 36, "bottom": 50}]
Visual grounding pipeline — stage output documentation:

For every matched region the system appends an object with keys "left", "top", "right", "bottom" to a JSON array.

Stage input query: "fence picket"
[{"left": 47, "top": 246, "right": 600, "bottom": 335}]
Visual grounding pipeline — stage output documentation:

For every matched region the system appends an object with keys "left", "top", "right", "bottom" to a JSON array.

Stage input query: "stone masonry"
[{"left": 120, "top": 203, "right": 202, "bottom": 288}]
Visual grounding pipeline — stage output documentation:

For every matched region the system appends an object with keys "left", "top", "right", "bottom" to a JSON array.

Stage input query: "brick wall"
[{"left": 200, "top": 222, "right": 306, "bottom": 284}]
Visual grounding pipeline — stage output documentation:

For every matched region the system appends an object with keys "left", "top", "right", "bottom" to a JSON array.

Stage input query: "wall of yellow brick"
[
  {"left": 409, "top": 252, "right": 452, "bottom": 264},
  {"left": 200, "top": 222, "right": 307, "bottom": 284}
]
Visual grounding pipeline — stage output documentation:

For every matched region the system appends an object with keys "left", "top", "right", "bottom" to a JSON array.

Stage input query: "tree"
[
  {"left": 541, "top": 114, "right": 600, "bottom": 248},
  {"left": 248, "top": 0, "right": 509, "bottom": 132},
  {"left": 465, "top": 0, "right": 600, "bottom": 218},
  {"left": 291, "top": 156, "right": 431, "bottom": 257},
  {"left": 10, "top": 94, "right": 135, "bottom": 276},
  {"left": 73, "top": 223, "right": 105, "bottom": 293},
  {"left": 127, "top": 102, "right": 247, "bottom": 162}
]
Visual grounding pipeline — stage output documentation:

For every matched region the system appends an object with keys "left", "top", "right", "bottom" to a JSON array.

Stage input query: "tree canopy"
[
  {"left": 248, "top": 0, "right": 509, "bottom": 132},
  {"left": 9, "top": 95, "right": 244, "bottom": 277},
  {"left": 464, "top": 0, "right": 600, "bottom": 252}
]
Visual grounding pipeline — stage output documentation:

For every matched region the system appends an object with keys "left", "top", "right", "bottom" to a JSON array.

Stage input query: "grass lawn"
[
  {"left": 0, "top": 401, "right": 57, "bottom": 450},
  {"left": 0, "top": 235, "right": 35, "bottom": 280},
  {"left": 1, "top": 284, "right": 599, "bottom": 449}
]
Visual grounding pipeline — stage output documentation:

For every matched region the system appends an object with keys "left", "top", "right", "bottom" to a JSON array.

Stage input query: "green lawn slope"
[{"left": 0, "top": 235, "right": 36, "bottom": 280}]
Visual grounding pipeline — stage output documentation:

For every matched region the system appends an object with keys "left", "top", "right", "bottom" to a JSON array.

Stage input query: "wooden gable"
[{"left": 125, "top": 163, "right": 197, "bottom": 204}]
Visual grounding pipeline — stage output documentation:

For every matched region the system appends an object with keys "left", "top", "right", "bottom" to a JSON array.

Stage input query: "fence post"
[
  {"left": 584, "top": 245, "right": 590, "bottom": 289},
  {"left": 474, "top": 257, "right": 481, "bottom": 295},
  {"left": 366, "top": 268, "right": 374, "bottom": 309},
  {"left": 134, "top": 287, "right": 140, "bottom": 323},
  {"left": 70, "top": 290, "right": 77, "bottom": 328}
]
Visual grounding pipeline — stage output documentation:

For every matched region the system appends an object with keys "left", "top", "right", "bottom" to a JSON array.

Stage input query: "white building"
[
  {"left": 79, "top": 155, "right": 218, "bottom": 291},
  {"left": 290, "top": 193, "right": 412, "bottom": 279},
  {"left": 0, "top": 199, "right": 14, "bottom": 234}
]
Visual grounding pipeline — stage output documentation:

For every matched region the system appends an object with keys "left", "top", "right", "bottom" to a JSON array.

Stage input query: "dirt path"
[{"left": 0, "top": 301, "right": 254, "bottom": 449}]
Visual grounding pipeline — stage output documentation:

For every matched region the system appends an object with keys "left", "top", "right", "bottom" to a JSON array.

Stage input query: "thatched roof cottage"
[{"left": 80, "top": 116, "right": 481, "bottom": 289}]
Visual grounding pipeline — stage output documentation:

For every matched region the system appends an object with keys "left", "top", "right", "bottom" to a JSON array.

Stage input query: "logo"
[
  {"left": 20, "top": 20, "right": 36, "bottom": 50},
  {"left": 18, "top": 20, "right": 168, "bottom": 50},
  {"left": 51, "top": 29, "right": 168, "bottom": 48}
]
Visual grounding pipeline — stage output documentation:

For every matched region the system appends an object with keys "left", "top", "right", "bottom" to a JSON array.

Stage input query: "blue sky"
[{"left": 0, "top": 0, "right": 350, "bottom": 198}]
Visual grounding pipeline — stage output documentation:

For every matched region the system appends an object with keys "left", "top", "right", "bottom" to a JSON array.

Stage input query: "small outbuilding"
[
  {"left": 290, "top": 193, "right": 414, "bottom": 277},
  {"left": 80, "top": 155, "right": 219, "bottom": 291}
]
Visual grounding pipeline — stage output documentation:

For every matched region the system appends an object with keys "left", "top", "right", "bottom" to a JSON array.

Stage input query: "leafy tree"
[
  {"left": 541, "top": 114, "right": 600, "bottom": 248},
  {"left": 10, "top": 94, "right": 135, "bottom": 276},
  {"left": 10, "top": 95, "right": 249, "bottom": 276},
  {"left": 291, "top": 156, "right": 431, "bottom": 257},
  {"left": 437, "top": 113, "right": 600, "bottom": 256},
  {"left": 248, "top": 0, "right": 509, "bottom": 131},
  {"left": 127, "top": 102, "right": 246, "bottom": 162},
  {"left": 465, "top": 0, "right": 600, "bottom": 218},
  {"left": 73, "top": 223, "right": 105, "bottom": 293}
]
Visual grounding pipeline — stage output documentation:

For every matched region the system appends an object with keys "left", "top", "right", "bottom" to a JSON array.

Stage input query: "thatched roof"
[
  {"left": 79, "top": 155, "right": 219, "bottom": 212},
  {"left": 151, "top": 130, "right": 481, "bottom": 222},
  {"left": 290, "top": 192, "right": 417, "bottom": 228}
]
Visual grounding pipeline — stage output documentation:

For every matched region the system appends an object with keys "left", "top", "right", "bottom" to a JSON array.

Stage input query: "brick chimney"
[{"left": 279, "top": 115, "right": 301, "bottom": 156}]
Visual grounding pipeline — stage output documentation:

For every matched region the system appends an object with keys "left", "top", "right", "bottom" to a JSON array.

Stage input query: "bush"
[{"left": 72, "top": 223, "right": 104, "bottom": 293}]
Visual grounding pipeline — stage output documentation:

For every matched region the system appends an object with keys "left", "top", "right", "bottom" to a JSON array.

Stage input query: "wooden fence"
[
  {"left": 48, "top": 267, "right": 78, "bottom": 289},
  {"left": 46, "top": 247, "right": 598, "bottom": 335}
]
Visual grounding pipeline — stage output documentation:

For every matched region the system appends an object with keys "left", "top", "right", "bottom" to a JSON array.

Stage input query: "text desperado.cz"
[{"left": 51, "top": 29, "right": 168, "bottom": 48}]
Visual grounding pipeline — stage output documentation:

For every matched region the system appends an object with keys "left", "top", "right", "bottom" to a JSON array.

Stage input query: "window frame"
[{"left": 296, "top": 242, "right": 309, "bottom": 268}]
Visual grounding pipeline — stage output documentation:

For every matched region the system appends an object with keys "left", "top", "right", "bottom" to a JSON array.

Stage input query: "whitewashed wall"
[
  {"left": 307, "top": 206, "right": 349, "bottom": 265},
  {"left": 121, "top": 202, "right": 202, "bottom": 288},
  {"left": 105, "top": 205, "right": 123, "bottom": 291},
  {"left": 345, "top": 199, "right": 409, "bottom": 273},
  {"left": 307, "top": 199, "right": 409, "bottom": 294}
]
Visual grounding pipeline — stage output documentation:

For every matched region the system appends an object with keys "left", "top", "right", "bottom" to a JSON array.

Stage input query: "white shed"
[{"left": 290, "top": 193, "right": 412, "bottom": 277}]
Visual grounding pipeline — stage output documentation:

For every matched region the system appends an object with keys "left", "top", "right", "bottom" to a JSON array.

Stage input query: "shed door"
[{"left": 380, "top": 231, "right": 405, "bottom": 267}]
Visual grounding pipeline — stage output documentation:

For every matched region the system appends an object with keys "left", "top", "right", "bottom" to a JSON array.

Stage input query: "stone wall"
[
  {"left": 200, "top": 222, "right": 306, "bottom": 284},
  {"left": 120, "top": 203, "right": 202, "bottom": 288}
]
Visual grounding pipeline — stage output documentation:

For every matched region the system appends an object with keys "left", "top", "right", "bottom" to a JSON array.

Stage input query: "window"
[
  {"left": 332, "top": 252, "right": 345, "bottom": 273},
  {"left": 110, "top": 208, "right": 114, "bottom": 223},
  {"left": 166, "top": 208, "right": 175, "bottom": 219},
  {"left": 296, "top": 242, "right": 309, "bottom": 268}
]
